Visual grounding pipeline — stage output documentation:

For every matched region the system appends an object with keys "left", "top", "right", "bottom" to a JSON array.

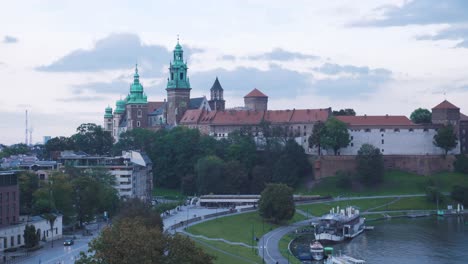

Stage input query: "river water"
[{"left": 292, "top": 216, "right": 468, "bottom": 263}]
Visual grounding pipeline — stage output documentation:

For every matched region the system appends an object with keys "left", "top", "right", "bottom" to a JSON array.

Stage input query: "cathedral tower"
[
  {"left": 104, "top": 106, "right": 113, "bottom": 132},
  {"left": 166, "top": 39, "right": 191, "bottom": 125},
  {"left": 208, "top": 77, "right": 225, "bottom": 111},
  {"left": 125, "top": 65, "right": 148, "bottom": 130}
]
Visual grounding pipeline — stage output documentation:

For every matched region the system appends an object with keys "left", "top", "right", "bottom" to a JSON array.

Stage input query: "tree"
[
  {"left": 332, "top": 109, "right": 356, "bottom": 116},
  {"left": 23, "top": 224, "right": 40, "bottom": 248},
  {"left": 45, "top": 136, "right": 75, "bottom": 156},
  {"left": 18, "top": 171, "right": 39, "bottom": 214},
  {"left": 308, "top": 121, "right": 325, "bottom": 155},
  {"left": 356, "top": 144, "right": 384, "bottom": 186},
  {"left": 195, "top": 156, "right": 225, "bottom": 195},
  {"left": 410, "top": 108, "right": 432, "bottom": 124},
  {"left": 453, "top": 154, "right": 468, "bottom": 174},
  {"left": 76, "top": 218, "right": 214, "bottom": 264},
  {"left": 451, "top": 185, "right": 468, "bottom": 206},
  {"left": 117, "top": 198, "right": 163, "bottom": 231},
  {"left": 272, "top": 140, "right": 312, "bottom": 186},
  {"left": 250, "top": 165, "right": 270, "bottom": 194},
  {"left": 71, "top": 123, "right": 113, "bottom": 155},
  {"left": 321, "top": 118, "right": 351, "bottom": 155},
  {"left": 72, "top": 176, "right": 101, "bottom": 227},
  {"left": 223, "top": 160, "right": 249, "bottom": 194},
  {"left": 433, "top": 125, "right": 458, "bottom": 156},
  {"left": 42, "top": 213, "right": 57, "bottom": 248},
  {"left": 258, "top": 183, "right": 295, "bottom": 223}
]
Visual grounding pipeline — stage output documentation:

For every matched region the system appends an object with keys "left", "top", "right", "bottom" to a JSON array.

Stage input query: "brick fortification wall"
[{"left": 313, "top": 155, "right": 456, "bottom": 178}]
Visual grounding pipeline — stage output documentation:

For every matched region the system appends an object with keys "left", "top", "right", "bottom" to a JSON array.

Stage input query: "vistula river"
[{"left": 292, "top": 216, "right": 468, "bottom": 263}]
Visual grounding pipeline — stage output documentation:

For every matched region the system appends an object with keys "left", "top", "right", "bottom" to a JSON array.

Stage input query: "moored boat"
[
  {"left": 310, "top": 240, "right": 324, "bottom": 260},
  {"left": 314, "top": 206, "right": 365, "bottom": 243}
]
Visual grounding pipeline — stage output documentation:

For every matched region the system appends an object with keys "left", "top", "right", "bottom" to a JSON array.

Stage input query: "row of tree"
[{"left": 19, "top": 168, "right": 119, "bottom": 226}]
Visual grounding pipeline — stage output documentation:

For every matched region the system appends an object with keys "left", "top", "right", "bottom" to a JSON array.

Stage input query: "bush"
[
  {"left": 451, "top": 185, "right": 468, "bottom": 206},
  {"left": 259, "top": 183, "right": 295, "bottom": 224},
  {"left": 454, "top": 155, "right": 468, "bottom": 174},
  {"left": 335, "top": 171, "right": 353, "bottom": 189}
]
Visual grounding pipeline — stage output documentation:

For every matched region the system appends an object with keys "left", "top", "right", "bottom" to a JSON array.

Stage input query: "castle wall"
[{"left": 313, "top": 155, "right": 456, "bottom": 178}]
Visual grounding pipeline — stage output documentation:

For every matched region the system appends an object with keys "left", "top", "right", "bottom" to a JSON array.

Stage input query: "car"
[{"left": 63, "top": 239, "right": 74, "bottom": 246}]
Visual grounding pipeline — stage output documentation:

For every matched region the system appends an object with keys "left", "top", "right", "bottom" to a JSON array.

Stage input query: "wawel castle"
[{"left": 103, "top": 41, "right": 468, "bottom": 155}]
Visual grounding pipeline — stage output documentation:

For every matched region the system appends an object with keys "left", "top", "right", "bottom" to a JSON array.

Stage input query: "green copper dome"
[
  {"left": 127, "top": 64, "right": 148, "bottom": 104},
  {"left": 114, "top": 99, "right": 125, "bottom": 114},
  {"left": 104, "top": 106, "right": 113, "bottom": 118}
]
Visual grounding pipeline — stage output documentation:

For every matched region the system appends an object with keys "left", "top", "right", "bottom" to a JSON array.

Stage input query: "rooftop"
[
  {"left": 432, "top": 100, "right": 460, "bottom": 110},
  {"left": 336, "top": 115, "right": 414, "bottom": 126},
  {"left": 244, "top": 88, "right": 268, "bottom": 98}
]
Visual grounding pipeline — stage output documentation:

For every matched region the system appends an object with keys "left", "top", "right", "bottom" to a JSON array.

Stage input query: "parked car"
[{"left": 64, "top": 239, "right": 74, "bottom": 246}]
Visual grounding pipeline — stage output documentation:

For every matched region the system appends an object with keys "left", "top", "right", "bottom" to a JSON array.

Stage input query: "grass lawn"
[
  {"left": 297, "top": 171, "right": 468, "bottom": 197},
  {"left": 153, "top": 187, "right": 185, "bottom": 200},
  {"left": 385, "top": 196, "right": 451, "bottom": 211},
  {"left": 297, "top": 197, "right": 396, "bottom": 216},
  {"left": 187, "top": 211, "right": 306, "bottom": 246},
  {"left": 193, "top": 238, "right": 262, "bottom": 264},
  {"left": 278, "top": 232, "right": 302, "bottom": 264}
]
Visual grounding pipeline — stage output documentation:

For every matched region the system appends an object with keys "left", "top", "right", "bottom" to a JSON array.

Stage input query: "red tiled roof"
[
  {"left": 264, "top": 110, "right": 294, "bottom": 123},
  {"left": 212, "top": 110, "right": 264, "bottom": 125},
  {"left": 461, "top": 113, "right": 468, "bottom": 121},
  {"left": 199, "top": 110, "right": 217, "bottom": 124},
  {"left": 180, "top": 109, "right": 203, "bottom": 124},
  {"left": 336, "top": 115, "right": 413, "bottom": 126},
  {"left": 290, "top": 109, "right": 330, "bottom": 123},
  {"left": 432, "top": 100, "right": 459, "bottom": 110},
  {"left": 244, "top": 88, "right": 268, "bottom": 98},
  {"left": 148, "top": 101, "right": 165, "bottom": 112}
]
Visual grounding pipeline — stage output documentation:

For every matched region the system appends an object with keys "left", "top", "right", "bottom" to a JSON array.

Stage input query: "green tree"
[
  {"left": 42, "top": 213, "right": 57, "bottom": 247},
  {"left": 45, "top": 136, "right": 75, "bottom": 157},
  {"left": 410, "top": 108, "right": 432, "bottom": 124},
  {"left": 112, "top": 128, "right": 158, "bottom": 155},
  {"left": 332, "top": 108, "right": 356, "bottom": 116},
  {"left": 258, "top": 183, "right": 295, "bottom": 223},
  {"left": 308, "top": 121, "right": 325, "bottom": 155},
  {"left": 71, "top": 123, "right": 113, "bottom": 155},
  {"left": 451, "top": 185, "right": 468, "bottom": 206},
  {"left": 76, "top": 218, "right": 214, "bottom": 264},
  {"left": 356, "top": 144, "right": 384, "bottom": 186},
  {"left": 433, "top": 125, "right": 458, "bottom": 156},
  {"left": 272, "top": 140, "right": 312, "bottom": 186},
  {"left": 18, "top": 171, "right": 39, "bottom": 214},
  {"left": 250, "top": 165, "right": 270, "bottom": 194},
  {"left": 117, "top": 198, "right": 163, "bottom": 231},
  {"left": 73, "top": 176, "right": 101, "bottom": 227},
  {"left": 227, "top": 131, "right": 257, "bottom": 171},
  {"left": 453, "top": 154, "right": 468, "bottom": 174},
  {"left": 195, "top": 156, "right": 225, "bottom": 195},
  {"left": 23, "top": 224, "right": 40, "bottom": 248},
  {"left": 223, "top": 160, "right": 249, "bottom": 194},
  {"left": 322, "top": 117, "right": 351, "bottom": 155}
]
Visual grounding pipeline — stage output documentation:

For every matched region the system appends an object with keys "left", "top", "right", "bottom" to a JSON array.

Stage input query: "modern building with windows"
[{"left": 59, "top": 151, "right": 153, "bottom": 201}]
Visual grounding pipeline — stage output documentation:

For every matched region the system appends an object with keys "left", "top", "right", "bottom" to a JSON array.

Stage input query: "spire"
[
  {"left": 134, "top": 64, "right": 140, "bottom": 84},
  {"left": 210, "top": 77, "right": 223, "bottom": 91},
  {"left": 167, "top": 39, "right": 190, "bottom": 89}
]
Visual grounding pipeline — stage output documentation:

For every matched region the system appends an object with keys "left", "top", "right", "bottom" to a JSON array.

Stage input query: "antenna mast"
[{"left": 25, "top": 110, "right": 28, "bottom": 145}]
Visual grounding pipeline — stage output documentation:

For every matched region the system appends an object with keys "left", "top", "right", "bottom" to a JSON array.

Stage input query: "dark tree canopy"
[
  {"left": 451, "top": 185, "right": 468, "bottom": 206},
  {"left": 308, "top": 121, "right": 325, "bottom": 155},
  {"left": 356, "top": 144, "right": 384, "bottom": 186},
  {"left": 195, "top": 155, "right": 225, "bottom": 195},
  {"left": 332, "top": 108, "right": 356, "bottom": 116},
  {"left": 117, "top": 198, "right": 163, "bottom": 231},
  {"left": 433, "top": 125, "right": 458, "bottom": 156},
  {"left": 72, "top": 123, "right": 114, "bottom": 155},
  {"left": 410, "top": 108, "right": 432, "bottom": 124},
  {"left": 258, "top": 183, "right": 295, "bottom": 223},
  {"left": 454, "top": 154, "right": 468, "bottom": 174},
  {"left": 321, "top": 117, "right": 351, "bottom": 155},
  {"left": 272, "top": 140, "right": 312, "bottom": 187}
]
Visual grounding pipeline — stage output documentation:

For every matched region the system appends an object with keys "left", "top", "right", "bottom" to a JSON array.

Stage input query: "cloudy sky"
[{"left": 2, "top": 0, "right": 468, "bottom": 144}]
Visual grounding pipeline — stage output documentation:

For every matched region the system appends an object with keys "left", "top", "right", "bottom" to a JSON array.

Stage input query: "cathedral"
[{"left": 104, "top": 40, "right": 468, "bottom": 155}]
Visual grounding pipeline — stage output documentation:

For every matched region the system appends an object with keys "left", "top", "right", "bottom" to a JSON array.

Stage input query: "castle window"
[
  {"left": 137, "top": 110, "right": 142, "bottom": 118},
  {"left": 381, "top": 134, "right": 384, "bottom": 137},
  {"left": 351, "top": 143, "right": 354, "bottom": 147},
  {"left": 382, "top": 149, "right": 384, "bottom": 153},
  {"left": 380, "top": 128, "right": 385, "bottom": 132},
  {"left": 137, "top": 121, "right": 141, "bottom": 127},
  {"left": 382, "top": 139, "right": 384, "bottom": 144},
  {"left": 351, "top": 136, "right": 354, "bottom": 140},
  {"left": 365, "top": 128, "right": 371, "bottom": 132},
  {"left": 394, "top": 128, "right": 400, "bottom": 132},
  {"left": 180, "top": 73, "right": 184, "bottom": 80},
  {"left": 171, "top": 73, "right": 174, "bottom": 80},
  {"left": 409, "top": 128, "right": 414, "bottom": 132}
]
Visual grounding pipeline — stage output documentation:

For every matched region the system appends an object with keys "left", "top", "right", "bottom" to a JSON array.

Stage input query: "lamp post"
[{"left": 262, "top": 219, "right": 265, "bottom": 263}]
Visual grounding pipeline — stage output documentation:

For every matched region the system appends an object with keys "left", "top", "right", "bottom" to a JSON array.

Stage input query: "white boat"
[
  {"left": 314, "top": 206, "right": 365, "bottom": 242},
  {"left": 310, "top": 241, "right": 324, "bottom": 260}
]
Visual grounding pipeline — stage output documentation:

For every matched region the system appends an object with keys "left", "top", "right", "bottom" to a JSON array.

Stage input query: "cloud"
[
  {"left": 417, "top": 25, "right": 468, "bottom": 48},
  {"left": 36, "top": 33, "right": 202, "bottom": 77},
  {"left": 248, "top": 48, "right": 319, "bottom": 61},
  {"left": 72, "top": 80, "right": 130, "bottom": 95},
  {"left": 352, "top": 0, "right": 468, "bottom": 27},
  {"left": 310, "top": 63, "right": 392, "bottom": 99},
  {"left": 57, "top": 95, "right": 107, "bottom": 102},
  {"left": 219, "top": 55, "right": 236, "bottom": 61},
  {"left": 3, "top": 35, "right": 18, "bottom": 43}
]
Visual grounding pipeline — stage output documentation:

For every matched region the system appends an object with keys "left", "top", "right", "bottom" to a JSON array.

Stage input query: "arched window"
[
  {"left": 180, "top": 72, "right": 184, "bottom": 80},
  {"left": 137, "top": 121, "right": 141, "bottom": 127}
]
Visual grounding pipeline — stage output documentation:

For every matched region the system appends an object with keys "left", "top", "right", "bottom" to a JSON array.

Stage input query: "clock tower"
[{"left": 166, "top": 38, "right": 191, "bottom": 125}]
